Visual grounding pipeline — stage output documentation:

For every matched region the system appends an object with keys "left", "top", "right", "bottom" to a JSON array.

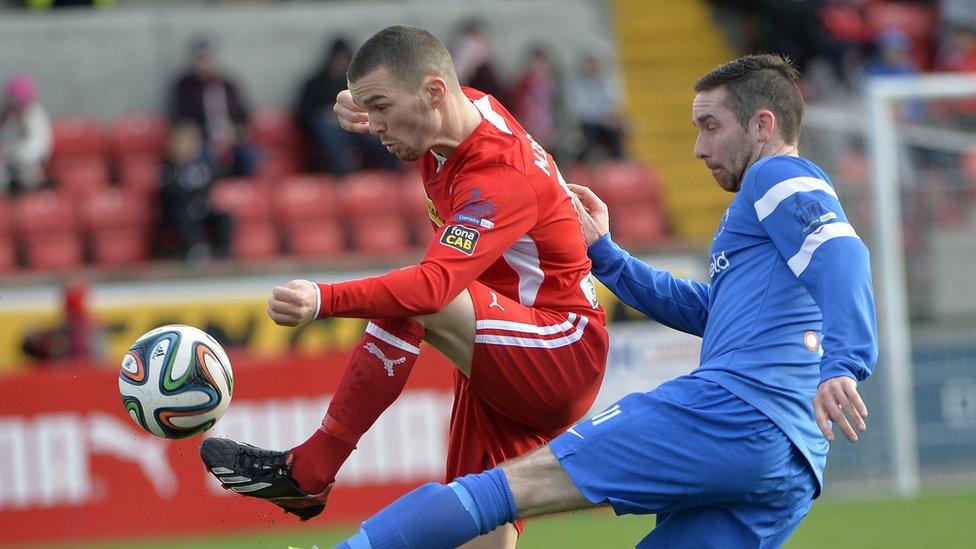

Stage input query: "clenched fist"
[{"left": 267, "top": 279, "right": 319, "bottom": 327}]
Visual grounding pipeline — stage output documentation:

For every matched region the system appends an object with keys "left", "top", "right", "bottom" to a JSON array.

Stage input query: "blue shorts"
[{"left": 549, "top": 375, "right": 816, "bottom": 548}]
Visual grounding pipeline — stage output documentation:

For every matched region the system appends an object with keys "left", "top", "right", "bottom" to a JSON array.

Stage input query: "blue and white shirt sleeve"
[
  {"left": 588, "top": 234, "right": 710, "bottom": 337},
  {"left": 747, "top": 157, "right": 878, "bottom": 383}
]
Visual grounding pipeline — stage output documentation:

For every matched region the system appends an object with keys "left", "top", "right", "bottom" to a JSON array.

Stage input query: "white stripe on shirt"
[
  {"left": 787, "top": 222, "right": 859, "bottom": 277},
  {"left": 753, "top": 176, "right": 838, "bottom": 221}
]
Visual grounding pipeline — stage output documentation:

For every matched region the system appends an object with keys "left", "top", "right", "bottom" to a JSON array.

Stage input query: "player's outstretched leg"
[
  {"left": 201, "top": 317, "right": 425, "bottom": 519},
  {"left": 200, "top": 437, "right": 334, "bottom": 521}
]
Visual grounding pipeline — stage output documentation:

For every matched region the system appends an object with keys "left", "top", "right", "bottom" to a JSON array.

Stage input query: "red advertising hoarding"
[{"left": 0, "top": 350, "right": 456, "bottom": 545}]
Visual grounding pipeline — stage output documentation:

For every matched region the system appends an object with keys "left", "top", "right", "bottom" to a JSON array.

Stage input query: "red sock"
[{"left": 290, "top": 318, "right": 424, "bottom": 494}]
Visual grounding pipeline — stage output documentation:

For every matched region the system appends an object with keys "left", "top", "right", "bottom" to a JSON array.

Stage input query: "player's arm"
[
  {"left": 749, "top": 160, "right": 878, "bottom": 442},
  {"left": 570, "top": 183, "right": 709, "bottom": 337},
  {"left": 314, "top": 164, "right": 537, "bottom": 319}
]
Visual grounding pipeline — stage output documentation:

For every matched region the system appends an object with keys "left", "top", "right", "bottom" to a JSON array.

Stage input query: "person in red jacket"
[{"left": 201, "top": 25, "right": 608, "bottom": 547}]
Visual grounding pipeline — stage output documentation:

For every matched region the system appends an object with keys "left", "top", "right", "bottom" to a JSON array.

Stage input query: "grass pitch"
[{"left": 50, "top": 490, "right": 976, "bottom": 548}]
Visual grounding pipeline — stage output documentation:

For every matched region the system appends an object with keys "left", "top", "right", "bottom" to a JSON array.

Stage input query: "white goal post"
[{"left": 866, "top": 73, "right": 976, "bottom": 497}]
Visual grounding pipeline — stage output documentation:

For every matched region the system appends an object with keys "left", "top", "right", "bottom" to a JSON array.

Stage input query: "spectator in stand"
[
  {"left": 937, "top": 26, "right": 976, "bottom": 129},
  {"left": 568, "top": 48, "right": 626, "bottom": 163},
  {"left": 22, "top": 283, "right": 104, "bottom": 364},
  {"left": 511, "top": 44, "right": 562, "bottom": 154},
  {"left": 168, "top": 35, "right": 257, "bottom": 178},
  {"left": 0, "top": 73, "right": 51, "bottom": 195},
  {"left": 451, "top": 18, "right": 508, "bottom": 106},
  {"left": 295, "top": 38, "right": 399, "bottom": 176},
  {"left": 862, "top": 29, "right": 919, "bottom": 78},
  {"left": 159, "top": 121, "right": 233, "bottom": 263}
]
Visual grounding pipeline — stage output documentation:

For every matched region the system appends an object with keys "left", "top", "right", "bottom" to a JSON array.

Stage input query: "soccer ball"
[{"left": 118, "top": 324, "right": 234, "bottom": 439}]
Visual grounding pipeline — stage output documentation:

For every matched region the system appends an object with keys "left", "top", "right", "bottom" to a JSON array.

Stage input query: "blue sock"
[{"left": 333, "top": 469, "right": 518, "bottom": 549}]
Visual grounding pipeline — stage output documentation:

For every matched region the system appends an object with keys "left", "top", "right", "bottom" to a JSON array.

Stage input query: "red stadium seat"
[
  {"left": 81, "top": 188, "right": 152, "bottom": 232},
  {"left": 399, "top": 170, "right": 430, "bottom": 219},
  {"left": 285, "top": 220, "right": 346, "bottom": 259},
  {"left": 233, "top": 222, "right": 280, "bottom": 260},
  {"left": 589, "top": 161, "right": 663, "bottom": 212},
  {"left": 275, "top": 175, "right": 339, "bottom": 223},
  {"left": 117, "top": 154, "right": 162, "bottom": 198},
  {"left": 13, "top": 190, "right": 76, "bottom": 235},
  {"left": 89, "top": 229, "right": 150, "bottom": 266},
  {"left": 0, "top": 198, "right": 12, "bottom": 236},
  {"left": 339, "top": 171, "right": 404, "bottom": 218},
  {"left": 107, "top": 112, "right": 168, "bottom": 161},
  {"left": 22, "top": 233, "right": 84, "bottom": 271},
  {"left": 50, "top": 157, "right": 110, "bottom": 199},
  {"left": 211, "top": 179, "right": 273, "bottom": 225},
  {"left": 611, "top": 205, "right": 669, "bottom": 248},
  {"left": 252, "top": 107, "right": 304, "bottom": 152},
  {"left": 52, "top": 116, "right": 104, "bottom": 159},
  {"left": 256, "top": 149, "right": 304, "bottom": 181},
  {"left": 350, "top": 216, "right": 411, "bottom": 255},
  {"left": 0, "top": 235, "right": 17, "bottom": 272}
]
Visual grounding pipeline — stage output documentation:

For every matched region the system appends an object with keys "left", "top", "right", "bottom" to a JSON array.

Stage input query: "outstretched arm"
[{"left": 570, "top": 184, "right": 710, "bottom": 336}]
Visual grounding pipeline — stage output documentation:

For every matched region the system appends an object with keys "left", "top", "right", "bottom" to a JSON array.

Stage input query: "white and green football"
[{"left": 119, "top": 324, "right": 234, "bottom": 439}]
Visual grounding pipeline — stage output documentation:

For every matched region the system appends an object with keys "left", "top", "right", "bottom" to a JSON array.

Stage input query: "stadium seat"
[
  {"left": 611, "top": 205, "right": 669, "bottom": 248},
  {"left": 339, "top": 171, "right": 404, "bottom": 219},
  {"left": 589, "top": 161, "right": 663, "bottom": 212},
  {"left": 256, "top": 149, "right": 304, "bottom": 181},
  {"left": 233, "top": 222, "right": 280, "bottom": 260},
  {"left": 81, "top": 188, "right": 152, "bottom": 232},
  {"left": 22, "top": 232, "right": 84, "bottom": 271},
  {"left": 0, "top": 235, "right": 16, "bottom": 272},
  {"left": 350, "top": 216, "right": 411, "bottom": 255},
  {"left": 0, "top": 198, "right": 12, "bottom": 236},
  {"left": 50, "top": 156, "right": 110, "bottom": 199},
  {"left": 52, "top": 115, "right": 105, "bottom": 159},
  {"left": 399, "top": 170, "right": 430, "bottom": 219},
  {"left": 13, "top": 190, "right": 76, "bottom": 235},
  {"left": 107, "top": 112, "right": 168, "bottom": 161},
  {"left": 275, "top": 175, "right": 339, "bottom": 223},
  {"left": 89, "top": 230, "right": 150, "bottom": 266},
  {"left": 284, "top": 220, "right": 345, "bottom": 259},
  {"left": 211, "top": 178, "right": 273, "bottom": 225},
  {"left": 117, "top": 154, "right": 162, "bottom": 197},
  {"left": 251, "top": 107, "right": 304, "bottom": 152}
]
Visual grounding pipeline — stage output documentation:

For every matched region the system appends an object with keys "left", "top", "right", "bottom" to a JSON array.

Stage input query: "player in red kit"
[{"left": 201, "top": 25, "right": 608, "bottom": 547}]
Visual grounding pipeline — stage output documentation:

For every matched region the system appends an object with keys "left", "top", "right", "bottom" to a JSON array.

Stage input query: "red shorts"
[{"left": 445, "top": 282, "right": 609, "bottom": 482}]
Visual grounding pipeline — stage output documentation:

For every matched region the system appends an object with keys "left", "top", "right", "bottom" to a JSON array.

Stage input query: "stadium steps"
[{"left": 609, "top": 0, "right": 735, "bottom": 242}]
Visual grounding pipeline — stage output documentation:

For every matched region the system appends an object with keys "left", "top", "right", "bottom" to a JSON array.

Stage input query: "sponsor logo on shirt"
[
  {"left": 457, "top": 188, "right": 497, "bottom": 225},
  {"left": 709, "top": 251, "right": 730, "bottom": 278},
  {"left": 440, "top": 225, "right": 480, "bottom": 255},
  {"left": 453, "top": 213, "right": 495, "bottom": 229}
]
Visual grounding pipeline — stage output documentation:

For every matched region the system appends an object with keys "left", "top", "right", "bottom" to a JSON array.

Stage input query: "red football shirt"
[{"left": 317, "top": 88, "right": 604, "bottom": 324}]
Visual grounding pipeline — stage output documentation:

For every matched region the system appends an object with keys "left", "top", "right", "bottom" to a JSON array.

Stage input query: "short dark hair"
[
  {"left": 347, "top": 25, "right": 457, "bottom": 89},
  {"left": 695, "top": 54, "right": 804, "bottom": 144}
]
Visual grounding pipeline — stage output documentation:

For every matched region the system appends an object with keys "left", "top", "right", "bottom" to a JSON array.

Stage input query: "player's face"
[
  {"left": 692, "top": 87, "right": 756, "bottom": 192},
  {"left": 349, "top": 66, "right": 438, "bottom": 162}
]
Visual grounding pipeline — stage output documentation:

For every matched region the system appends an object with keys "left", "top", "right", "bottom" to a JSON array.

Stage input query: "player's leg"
[
  {"left": 335, "top": 445, "right": 595, "bottom": 549},
  {"left": 201, "top": 290, "right": 477, "bottom": 520}
]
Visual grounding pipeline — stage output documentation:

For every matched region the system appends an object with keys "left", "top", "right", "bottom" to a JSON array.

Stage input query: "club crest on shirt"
[
  {"left": 426, "top": 198, "right": 445, "bottom": 227},
  {"left": 440, "top": 225, "right": 480, "bottom": 255},
  {"left": 454, "top": 188, "right": 497, "bottom": 230},
  {"left": 793, "top": 196, "right": 837, "bottom": 234}
]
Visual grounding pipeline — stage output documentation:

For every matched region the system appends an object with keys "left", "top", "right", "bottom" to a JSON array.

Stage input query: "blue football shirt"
[{"left": 588, "top": 154, "right": 878, "bottom": 493}]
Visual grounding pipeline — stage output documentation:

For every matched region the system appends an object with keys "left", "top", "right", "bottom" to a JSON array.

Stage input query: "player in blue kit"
[{"left": 332, "top": 54, "right": 878, "bottom": 549}]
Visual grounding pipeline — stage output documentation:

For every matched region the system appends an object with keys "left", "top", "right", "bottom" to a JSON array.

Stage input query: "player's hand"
[
  {"left": 814, "top": 376, "right": 868, "bottom": 443},
  {"left": 568, "top": 183, "right": 610, "bottom": 246},
  {"left": 334, "top": 89, "right": 371, "bottom": 134},
  {"left": 267, "top": 279, "right": 319, "bottom": 327}
]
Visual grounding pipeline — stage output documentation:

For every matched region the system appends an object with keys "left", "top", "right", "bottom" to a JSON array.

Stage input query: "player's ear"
[
  {"left": 425, "top": 76, "right": 448, "bottom": 108},
  {"left": 752, "top": 109, "right": 776, "bottom": 143}
]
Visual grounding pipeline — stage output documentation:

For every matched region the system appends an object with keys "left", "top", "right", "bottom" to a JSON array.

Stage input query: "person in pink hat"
[{"left": 0, "top": 72, "right": 52, "bottom": 194}]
